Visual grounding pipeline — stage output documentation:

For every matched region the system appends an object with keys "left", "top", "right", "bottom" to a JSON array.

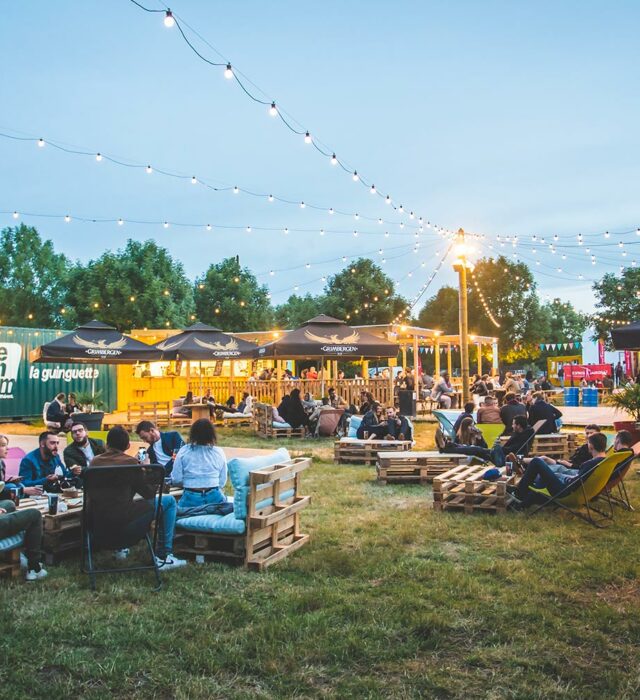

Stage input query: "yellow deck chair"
[
  {"left": 477, "top": 423, "right": 504, "bottom": 447},
  {"left": 528, "top": 449, "right": 633, "bottom": 527}
]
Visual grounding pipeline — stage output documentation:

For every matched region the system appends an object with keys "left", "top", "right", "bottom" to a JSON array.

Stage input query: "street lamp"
[{"left": 452, "top": 228, "right": 474, "bottom": 403}]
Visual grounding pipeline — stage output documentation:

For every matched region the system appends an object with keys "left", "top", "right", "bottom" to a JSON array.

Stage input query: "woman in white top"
[{"left": 171, "top": 419, "right": 228, "bottom": 509}]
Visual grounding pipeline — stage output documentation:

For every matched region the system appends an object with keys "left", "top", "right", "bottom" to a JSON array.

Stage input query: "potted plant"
[
  {"left": 71, "top": 390, "right": 106, "bottom": 431},
  {"left": 606, "top": 382, "right": 640, "bottom": 442}
]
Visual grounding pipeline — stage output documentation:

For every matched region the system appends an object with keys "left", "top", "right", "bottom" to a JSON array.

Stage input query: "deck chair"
[
  {"left": 432, "top": 410, "right": 458, "bottom": 439},
  {"left": 477, "top": 423, "right": 503, "bottom": 447},
  {"left": 598, "top": 443, "right": 639, "bottom": 511},
  {"left": 527, "top": 450, "right": 633, "bottom": 527},
  {"left": 81, "top": 464, "right": 165, "bottom": 591},
  {"left": 316, "top": 408, "right": 345, "bottom": 437}
]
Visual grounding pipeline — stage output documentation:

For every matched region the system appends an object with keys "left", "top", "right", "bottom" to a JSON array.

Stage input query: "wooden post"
[
  {"left": 275, "top": 360, "right": 282, "bottom": 405},
  {"left": 492, "top": 340, "right": 499, "bottom": 372},
  {"left": 477, "top": 342, "right": 482, "bottom": 376},
  {"left": 361, "top": 360, "right": 369, "bottom": 379},
  {"left": 434, "top": 341, "right": 440, "bottom": 376},
  {"left": 412, "top": 334, "right": 419, "bottom": 382},
  {"left": 401, "top": 345, "right": 407, "bottom": 369},
  {"left": 447, "top": 344, "right": 452, "bottom": 376}
]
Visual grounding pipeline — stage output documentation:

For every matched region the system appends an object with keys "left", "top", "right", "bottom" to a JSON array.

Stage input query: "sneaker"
[
  {"left": 435, "top": 428, "right": 447, "bottom": 452},
  {"left": 113, "top": 548, "right": 130, "bottom": 561},
  {"left": 384, "top": 434, "right": 395, "bottom": 441},
  {"left": 155, "top": 554, "right": 187, "bottom": 570},
  {"left": 26, "top": 566, "right": 48, "bottom": 581},
  {"left": 19, "top": 552, "right": 28, "bottom": 570}
]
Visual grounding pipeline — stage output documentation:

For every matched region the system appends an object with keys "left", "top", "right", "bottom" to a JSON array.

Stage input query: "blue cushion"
[
  {"left": 176, "top": 512, "right": 246, "bottom": 535},
  {"left": 228, "top": 448, "right": 291, "bottom": 520},
  {"left": 0, "top": 533, "right": 24, "bottom": 552},
  {"left": 348, "top": 415, "right": 362, "bottom": 438},
  {"left": 255, "top": 487, "right": 296, "bottom": 512},
  {"left": 273, "top": 421, "right": 292, "bottom": 428}
]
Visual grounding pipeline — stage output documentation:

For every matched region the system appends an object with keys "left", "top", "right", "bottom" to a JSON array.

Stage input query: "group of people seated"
[
  {"left": 44, "top": 392, "right": 84, "bottom": 432},
  {"left": 272, "top": 387, "right": 350, "bottom": 436},
  {"left": 174, "top": 390, "right": 253, "bottom": 419},
  {"left": 356, "top": 402, "right": 413, "bottom": 442}
]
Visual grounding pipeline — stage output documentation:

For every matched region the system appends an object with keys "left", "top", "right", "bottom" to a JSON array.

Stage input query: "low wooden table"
[
  {"left": 334, "top": 438, "right": 412, "bottom": 465},
  {"left": 376, "top": 451, "right": 470, "bottom": 485},
  {"left": 433, "top": 464, "right": 515, "bottom": 514},
  {"left": 183, "top": 403, "right": 211, "bottom": 424}
]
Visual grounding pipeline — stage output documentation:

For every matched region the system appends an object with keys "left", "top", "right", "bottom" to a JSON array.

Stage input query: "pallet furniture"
[
  {"left": 253, "top": 402, "right": 306, "bottom": 439},
  {"left": 376, "top": 451, "right": 470, "bottom": 484},
  {"left": 433, "top": 464, "right": 515, "bottom": 514},
  {"left": 0, "top": 546, "right": 21, "bottom": 580},
  {"left": 499, "top": 433, "right": 570, "bottom": 461},
  {"left": 334, "top": 437, "right": 412, "bottom": 465},
  {"left": 174, "top": 457, "right": 311, "bottom": 571}
]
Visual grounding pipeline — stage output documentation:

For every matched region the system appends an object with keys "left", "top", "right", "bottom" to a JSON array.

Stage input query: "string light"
[
  {"left": 37, "top": 138, "right": 44, "bottom": 147},
  {"left": 304, "top": 131, "right": 312, "bottom": 144},
  {"left": 163, "top": 10, "right": 175, "bottom": 28},
  {"left": 224, "top": 63, "right": 233, "bottom": 79}
]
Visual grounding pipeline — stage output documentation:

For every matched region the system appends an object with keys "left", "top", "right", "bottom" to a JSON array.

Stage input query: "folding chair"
[
  {"left": 527, "top": 450, "right": 633, "bottom": 527},
  {"left": 432, "top": 410, "right": 457, "bottom": 440},
  {"left": 598, "top": 443, "right": 639, "bottom": 511},
  {"left": 81, "top": 464, "right": 165, "bottom": 591}
]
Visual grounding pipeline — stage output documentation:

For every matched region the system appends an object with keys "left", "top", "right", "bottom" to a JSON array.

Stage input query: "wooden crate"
[
  {"left": 174, "top": 457, "right": 311, "bottom": 571},
  {"left": 499, "top": 433, "right": 570, "bottom": 461},
  {"left": 334, "top": 438, "right": 412, "bottom": 465},
  {"left": 253, "top": 403, "right": 306, "bottom": 439},
  {"left": 376, "top": 451, "right": 469, "bottom": 484},
  {"left": 0, "top": 548, "right": 21, "bottom": 580},
  {"left": 433, "top": 464, "right": 515, "bottom": 514}
]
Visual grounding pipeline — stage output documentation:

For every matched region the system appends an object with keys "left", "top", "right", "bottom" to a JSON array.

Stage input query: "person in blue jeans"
[
  {"left": 514, "top": 432, "right": 607, "bottom": 507},
  {"left": 171, "top": 419, "right": 228, "bottom": 510}
]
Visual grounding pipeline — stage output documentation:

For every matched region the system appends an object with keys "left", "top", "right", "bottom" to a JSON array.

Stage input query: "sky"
[{"left": 1, "top": 0, "right": 638, "bottom": 316}]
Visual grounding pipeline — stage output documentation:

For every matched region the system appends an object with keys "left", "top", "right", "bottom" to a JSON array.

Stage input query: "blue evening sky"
[{"left": 1, "top": 1, "right": 638, "bottom": 315}]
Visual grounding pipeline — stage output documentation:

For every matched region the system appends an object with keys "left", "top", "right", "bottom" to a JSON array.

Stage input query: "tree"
[
  {"left": 417, "top": 286, "right": 459, "bottom": 333},
  {"left": 540, "top": 299, "right": 588, "bottom": 344},
  {"left": 195, "top": 257, "right": 273, "bottom": 331},
  {"left": 275, "top": 293, "right": 325, "bottom": 329},
  {"left": 0, "top": 225, "right": 71, "bottom": 328},
  {"left": 592, "top": 269, "right": 640, "bottom": 347},
  {"left": 323, "top": 258, "right": 407, "bottom": 324},
  {"left": 65, "top": 239, "right": 194, "bottom": 331}
]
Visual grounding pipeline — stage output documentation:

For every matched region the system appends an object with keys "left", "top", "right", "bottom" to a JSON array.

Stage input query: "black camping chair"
[{"left": 81, "top": 464, "right": 165, "bottom": 591}]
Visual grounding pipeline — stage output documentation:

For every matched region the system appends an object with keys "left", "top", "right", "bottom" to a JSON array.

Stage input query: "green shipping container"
[{"left": 0, "top": 326, "right": 117, "bottom": 421}]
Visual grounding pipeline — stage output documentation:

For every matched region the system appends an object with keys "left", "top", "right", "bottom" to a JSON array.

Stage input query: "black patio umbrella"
[
  {"left": 256, "top": 315, "right": 397, "bottom": 359},
  {"left": 154, "top": 322, "right": 258, "bottom": 360},
  {"left": 611, "top": 321, "right": 640, "bottom": 350}
]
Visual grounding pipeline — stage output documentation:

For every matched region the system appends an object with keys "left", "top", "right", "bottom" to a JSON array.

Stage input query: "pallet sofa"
[
  {"left": 0, "top": 534, "right": 23, "bottom": 580},
  {"left": 253, "top": 402, "right": 306, "bottom": 439},
  {"left": 174, "top": 448, "right": 311, "bottom": 570},
  {"left": 334, "top": 414, "right": 413, "bottom": 465},
  {"left": 376, "top": 451, "right": 470, "bottom": 484}
]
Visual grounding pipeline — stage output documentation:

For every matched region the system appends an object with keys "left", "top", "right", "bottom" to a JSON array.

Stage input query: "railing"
[{"left": 187, "top": 377, "right": 394, "bottom": 407}]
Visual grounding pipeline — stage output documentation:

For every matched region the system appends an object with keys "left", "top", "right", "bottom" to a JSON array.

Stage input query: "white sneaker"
[
  {"left": 155, "top": 554, "right": 187, "bottom": 570},
  {"left": 25, "top": 567, "right": 48, "bottom": 581},
  {"left": 113, "top": 548, "right": 130, "bottom": 561}
]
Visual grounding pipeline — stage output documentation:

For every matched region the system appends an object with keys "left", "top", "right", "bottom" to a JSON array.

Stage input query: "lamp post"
[{"left": 453, "top": 228, "right": 472, "bottom": 404}]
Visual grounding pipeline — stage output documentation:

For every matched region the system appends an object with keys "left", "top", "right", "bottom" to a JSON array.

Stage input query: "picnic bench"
[
  {"left": 334, "top": 437, "right": 412, "bottom": 465},
  {"left": 433, "top": 464, "right": 515, "bottom": 514},
  {"left": 376, "top": 451, "right": 470, "bottom": 484},
  {"left": 253, "top": 402, "right": 306, "bottom": 439},
  {"left": 174, "top": 457, "right": 311, "bottom": 571}
]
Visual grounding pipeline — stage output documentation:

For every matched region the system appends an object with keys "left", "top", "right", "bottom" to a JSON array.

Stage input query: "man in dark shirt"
[
  {"left": 527, "top": 392, "right": 562, "bottom": 434},
  {"left": 63, "top": 422, "right": 105, "bottom": 471},
  {"left": 499, "top": 393, "right": 527, "bottom": 435}
]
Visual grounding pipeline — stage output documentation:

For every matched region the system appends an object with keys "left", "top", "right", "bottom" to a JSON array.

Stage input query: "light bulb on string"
[
  {"left": 64, "top": 215, "right": 71, "bottom": 223},
  {"left": 146, "top": 165, "right": 152, "bottom": 174},
  {"left": 246, "top": 225, "right": 252, "bottom": 233},
  {"left": 370, "top": 185, "right": 376, "bottom": 194},
  {"left": 268, "top": 194, "right": 274, "bottom": 202},
  {"left": 164, "top": 10, "right": 175, "bottom": 27},
  {"left": 233, "top": 186, "right": 239, "bottom": 194},
  {"left": 320, "top": 229, "right": 325, "bottom": 236},
  {"left": 300, "top": 202, "right": 305, "bottom": 209},
  {"left": 329, "top": 208, "right": 334, "bottom": 215},
  {"left": 206, "top": 224, "right": 212, "bottom": 231},
  {"left": 605, "top": 231, "right": 610, "bottom": 238},
  {"left": 304, "top": 131, "right": 312, "bottom": 144},
  {"left": 224, "top": 63, "right": 233, "bottom": 79},
  {"left": 354, "top": 213, "right": 359, "bottom": 220},
  {"left": 163, "top": 221, "right": 169, "bottom": 228},
  {"left": 399, "top": 205, "right": 404, "bottom": 213},
  {"left": 95, "top": 153, "right": 102, "bottom": 162},
  {"left": 352, "top": 171, "right": 359, "bottom": 182},
  {"left": 330, "top": 153, "right": 337, "bottom": 165},
  {"left": 283, "top": 227, "right": 289, "bottom": 234},
  {"left": 191, "top": 176, "right": 197, "bottom": 185},
  {"left": 269, "top": 102, "right": 277, "bottom": 116},
  {"left": 118, "top": 218, "right": 124, "bottom": 226},
  {"left": 37, "top": 138, "right": 45, "bottom": 147},
  {"left": 12, "top": 211, "right": 18, "bottom": 219},
  {"left": 385, "top": 196, "right": 391, "bottom": 205}
]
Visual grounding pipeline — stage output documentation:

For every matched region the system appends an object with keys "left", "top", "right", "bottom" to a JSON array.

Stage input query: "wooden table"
[
  {"left": 433, "top": 464, "right": 515, "bottom": 514},
  {"left": 376, "top": 451, "right": 470, "bottom": 485},
  {"left": 183, "top": 403, "right": 210, "bottom": 423},
  {"left": 334, "top": 438, "right": 412, "bottom": 465}
]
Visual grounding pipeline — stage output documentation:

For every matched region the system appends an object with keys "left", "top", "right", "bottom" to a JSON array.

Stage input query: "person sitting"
[
  {"left": 502, "top": 372, "right": 521, "bottom": 395},
  {"left": 135, "top": 421, "right": 184, "bottom": 475},
  {"left": 63, "top": 421, "right": 105, "bottom": 472},
  {"left": 438, "top": 415, "right": 534, "bottom": 468},
  {"left": 356, "top": 402, "right": 390, "bottom": 440},
  {"left": 455, "top": 416, "right": 487, "bottom": 447},
  {"left": 499, "top": 393, "right": 526, "bottom": 435},
  {"left": 402, "top": 368, "right": 416, "bottom": 391},
  {"left": 385, "top": 407, "right": 413, "bottom": 441},
  {"left": 453, "top": 402, "right": 476, "bottom": 435},
  {"left": 539, "top": 374, "right": 552, "bottom": 391},
  {"left": 177, "top": 391, "right": 194, "bottom": 417},
  {"left": 514, "top": 432, "right": 608, "bottom": 508},
  {"left": 223, "top": 395, "right": 238, "bottom": 413},
  {"left": 359, "top": 391, "right": 375, "bottom": 414},
  {"left": 476, "top": 396, "right": 501, "bottom": 424},
  {"left": 19, "top": 431, "right": 78, "bottom": 492},
  {"left": 306, "top": 366, "right": 318, "bottom": 380},
  {"left": 420, "top": 371, "right": 434, "bottom": 398},
  {"left": 46, "top": 392, "right": 72, "bottom": 432},
  {"left": 432, "top": 371, "right": 456, "bottom": 409},
  {"left": 471, "top": 375, "right": 488, "bottom": 397},
  {"left": 301, "top": 392, "right": 316, "bottom": 414},
  {"left": 286, "top": 388, "right": 310, "bottom": 431},
  {"left": 308, "top": 397, "right": 336, "bottom": 436},
  {"left": 328, "top": 387, "right": 348, "bottom": 409},
  {"left": 527, "top": 392, "right": 563, "bottom": 435},
  {"left": 277, "top": 394, "right": 291, "bottom": 423},
  {"left": 0, "top": 434, "right": 42, "bottom": 500},
  {"left": 66, "top": 393, "right": 82, "bottom": 415},
  {"left": 88, "top": 426, "right": 186, "bottom": 570},
  {"left": 171, "top": 419, "right": 229, "bottom": 512},
  {"left": 237, "top": 392, "right": 251, "bottom": 413},
  {"left": 0, "top": 462, "right": 47, "bottom": 579}
]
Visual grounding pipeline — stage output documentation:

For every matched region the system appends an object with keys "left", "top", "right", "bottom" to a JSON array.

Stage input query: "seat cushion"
[
  {"left": 347, "top": 415, "right": 362, "bottom": 437},
  {"left": 176, "top": 512, "right": 246, "bottom": 535},
  {"left": 0, "top": 533, "right": 24, "bottom": 552},
  {"left": 255, "top": 487, "right": 296, "bottom": 511},
  {"left": 273, "top": 421, "right": 292, "bottom": 428},
  {"left": 228, "top": 448, "right": 291, "bottom": 520}
]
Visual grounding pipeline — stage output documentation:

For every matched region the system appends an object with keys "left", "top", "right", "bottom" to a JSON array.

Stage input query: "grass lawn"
[{"left": 1, "top": 422, "right": 639, "bottom": 699}]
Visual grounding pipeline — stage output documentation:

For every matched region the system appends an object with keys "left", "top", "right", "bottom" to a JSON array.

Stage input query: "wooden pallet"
[
  {"left": 433, "top": 464, "right": 515, "bottom": 514},
  {"left": 499, "top": 433, "right": 570, "bottom": 461},
  {"left": 376, "top": 451, "right": 469, "bottom": 484},
  {"left": 0, "top": 548, "right": 21, "bottom": 580},
  {"left": 253, "top": 403, "right": 306, "bottom": 439},
  {"left": 334, "top": 438, "right": 412, "bottom": 465}
]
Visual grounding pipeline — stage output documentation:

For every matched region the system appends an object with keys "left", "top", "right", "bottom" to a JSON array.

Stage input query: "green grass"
[{"left": 1, "top": 424, "right": 639, "bottom": 699}]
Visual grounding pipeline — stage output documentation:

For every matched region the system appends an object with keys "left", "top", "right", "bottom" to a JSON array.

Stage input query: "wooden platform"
[
  {"left": 253, "top": 403, "right": 306, "bottom": 439},
  {"left": 0, "top": 548, "right": 21, "bottom": 580},
  {"left": 499, "top": 433, "right": 570, "bottom": 461},
  {"left": 433, "top": 464, "right": 515, "bottom": 514},
  {"left": 376, "top": 451, "right": 470, "bottom": 484},
  {"left": 334, "top": 438, "right": 412, "bottom": 465}
]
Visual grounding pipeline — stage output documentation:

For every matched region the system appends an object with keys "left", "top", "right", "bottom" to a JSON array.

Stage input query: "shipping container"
[{"left": 0, "top": 326, "right": 117, "bottom": 421}]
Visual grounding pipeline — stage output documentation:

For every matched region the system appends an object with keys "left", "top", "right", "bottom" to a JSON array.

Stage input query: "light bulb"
[
  {"left": 353, "top": 230, "right": 358, "bottom": 237},
  {"left": 268, "top": 194, "right": 274, "bottom": 202},
  {"left": 331, "top": 153, "right": 337, "bottom": 165},
  {"left": 118, "top": 218, "right": 124, "bottom": 226},
  {"left": 224, "top": 63, "right": 233, "bottom": 79},
  {"left": 605, "top": 231, "right": 610, "bottom": 238},
  {"left": 164, "top": 10, "right": 175, "bottom": 28},
  {"left": 370, "top": 185, "right": 376, "bottom": 194},
  {"left": 320, "top": 229, "right": 325, "bottom": 236},
  {"left": 385, "top": 195, "right": 391, "bottom": 205},
  {"left": 206, "top": 224, "right": 212, "bottom": 231},
  {"left": 146, "top": 165, "right": 152, "bottom": 174},
  {"left": 378, "top": 218, "right": 383, "bottom": 225},
  {"left": 399, "top": 205, "right": 404, "bottom": 213},
  {"left": 37, "top": 138, "right": 45, "bottom": 147},
  {"left": 352, "top": 171, "right": 359, "bottom": 181},
  {"left": 300, "top": 201, "right": 305, "bottom": 208},
  {"left": 384, "top": 231, "right": 389, "bottom": 238},
  {"left": 191, "top": 176, "right": 197, "bottom": 185},
  {"left": 410, "top": 211, "right": 415, "bottom": 219},
  {"left": 329, "top": 208, "right": 334, "bottom": 215},
  {"left": 269, "top": 102, "right": 277, "bottom": 116},
  {"left": 304, "top": 131, "right": 311, "bottom": 144},
  {"left": 12, "top": 211, "right": 18, "bottom": 219},
  {"left": 354, "top": 213, "right": 359, "bottom": 220},
  {"left": 305, "top": 263, "right": 311, "bottom": 269},
  {"left": 246, "top": 225, "right": 252, "bottom": 233},
  {"left": 233, "top": 186, "right": 239, "bottom": 194},
  {"left": 96, "top": 153, "right": 102, "bottom": 162},
  {"left": 269, "top": 270, "right": 274, "bottom": 276},
  {"left": 64, "top": 215, "right": 71, "bottom": 223},
  {"left": 163, "top": 221, "right": 169, "bottom": 228},
  {"left": 284, "top": 228, "right": 289, "bottom": 234}
]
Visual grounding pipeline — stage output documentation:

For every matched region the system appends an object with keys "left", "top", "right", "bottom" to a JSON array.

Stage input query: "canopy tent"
[
  {"left": 256, "top": 315, "right": 397, "bottom": 359},
  {"left": 611, "top": 321, "right": 640, "bottom": 351},
  {"left": 154, "top": 322, "right": 258, "bottom": 360},
  {"left": 30, "top": 320, "right": 161, "bottom": 364}
]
